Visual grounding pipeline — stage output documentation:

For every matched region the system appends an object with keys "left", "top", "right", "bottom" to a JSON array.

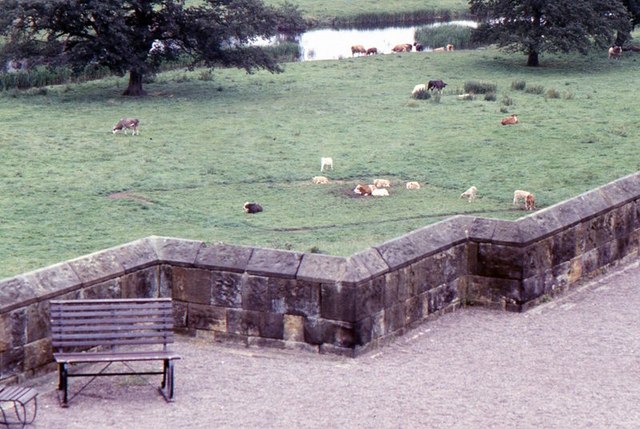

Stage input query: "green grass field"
[
  {"left": 263, "top": 0, "right": 470, "bottom": 23},
  {"left": 1, "top": 45, "right": 640, "bottom": 279}
]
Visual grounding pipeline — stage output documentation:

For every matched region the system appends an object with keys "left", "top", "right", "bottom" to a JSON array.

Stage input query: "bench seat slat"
[{"left": 54, "top": 351, "right": 181, "bottom": 364}]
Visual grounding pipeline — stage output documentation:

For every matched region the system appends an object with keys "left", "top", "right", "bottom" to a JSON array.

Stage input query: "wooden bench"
[
  {"left": 0, "top": 385, "right": 38, "bottom": 428},
  {"left": 49, "top": 298, "right": 181, "bottom": 407}
]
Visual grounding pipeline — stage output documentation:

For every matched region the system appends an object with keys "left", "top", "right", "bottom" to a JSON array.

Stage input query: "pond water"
[{"left": 298, "top": 20, "right": 476, "bottom": 61}]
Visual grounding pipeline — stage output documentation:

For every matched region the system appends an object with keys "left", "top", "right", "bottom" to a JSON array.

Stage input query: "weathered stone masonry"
[{"left": 1, "top": 172, "right": 640, "bottom": 382}]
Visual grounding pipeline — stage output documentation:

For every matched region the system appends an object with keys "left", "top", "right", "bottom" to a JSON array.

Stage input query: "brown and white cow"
[
  {"left": 353, "top": 184, "right": 375, "bottom": 196},
  {"left": 446, "top": 44, "right": 455, "bottom": 51},
  {"left": 366, "top": 47, "right": 378, "bottom": 55},
  {"left": 608, "top": 45, "right": 622, "bottom": 60},
  {"left": 351, "top": 45, "right": 367, "bottom": 56},
  {"left": 427, "top": 80, "right": 447, "bottom": 91},
  {"left": 112, "top": 118, "right": 140, "bottom": 135},
  {"left": 513, "top": 190, "right": 535, "bottom": 210},
  {"left": 501, "top": 114, "right": 519, "bottom": 125},
  {"left": 373, "top": 178, "right": 391, "bottom": 188},
  {"left": 392, "top": 43, "right": 412, "bottom": 53},
  {"left": 405, "top": 181, "right": 421, "bottom": 190}
]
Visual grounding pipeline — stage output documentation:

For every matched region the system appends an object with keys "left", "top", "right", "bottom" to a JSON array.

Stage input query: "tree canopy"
[
  {"left": 469, "top": 0, "right": 632, "bottom": 66},
  {"left": 0, "top": 0, "right": 306, "bottom": 95}
]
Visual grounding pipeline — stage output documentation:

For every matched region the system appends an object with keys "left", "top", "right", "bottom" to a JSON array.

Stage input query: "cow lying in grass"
[
  {"left": 243, "top": 202, "right": 263, "bottom": 214},
  {"left": 313, "top": 176, "right": 329, "bottom": 184},
  {"left": 406, "top": 181, "right": 421, "bottom": 190},
  {"left": 373, "top": 179, "right": 391, "bottom": 188},
  {"left": 112, "top": 118, "right": 140, "bottom": 135},
  {"left": 501, "top": 114, "right": 518, "bottom": 125}
]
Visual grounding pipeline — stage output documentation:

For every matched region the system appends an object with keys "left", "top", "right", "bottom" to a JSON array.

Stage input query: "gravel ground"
[{"left": 21, "top": 262, "right": 640, "bottom": 429}]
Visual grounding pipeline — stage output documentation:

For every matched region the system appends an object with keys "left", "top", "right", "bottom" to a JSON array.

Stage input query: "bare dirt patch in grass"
[{"left": 107, "top": 191, "right": 153, "bottom": 205}]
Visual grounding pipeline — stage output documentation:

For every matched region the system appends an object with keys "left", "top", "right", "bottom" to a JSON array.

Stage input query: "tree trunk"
[
  {"left": 527, "top": 50, "right": 539, "bottom": 67},
  {"left": 122, "top": 70, "right": 146, "bottom": 96}
]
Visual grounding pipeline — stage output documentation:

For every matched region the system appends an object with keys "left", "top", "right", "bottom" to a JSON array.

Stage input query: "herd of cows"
[{"left": 350, "top": 42, "right": 455, "bottom": 57}]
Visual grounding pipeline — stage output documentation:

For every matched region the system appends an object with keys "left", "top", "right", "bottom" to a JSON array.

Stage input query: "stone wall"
[{"left": 1, "top": 172, "right": 639, "bottom": 382}]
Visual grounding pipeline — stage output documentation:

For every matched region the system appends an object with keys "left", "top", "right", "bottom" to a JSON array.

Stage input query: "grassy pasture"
[{"left": 1, "top": 47, "right": 640, "bottom": 279}]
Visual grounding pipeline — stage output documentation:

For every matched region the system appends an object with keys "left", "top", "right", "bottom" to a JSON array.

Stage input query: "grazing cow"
[
  {"left": 446, "top": 44, "right": 455, "bottom": 51},
  {"left": 427, "top": 80, "right": 447, "bottom": 91},
  {"left": 513, "top": 190, "right": 535, "bottom": 210},
  {"left": 460, "top": 186, "right": 478, "bottom": 202},
  {"left": 373, "top": 179, "right": 391, "bottom": 188},
  {"left": 608, "top": 45, "right": 622, "bottom": 60},
  {"left": 392, "top": 43, "right": 412, "bottom": 53},
  {"left": 525, "top": 193, "right": 536, "bottom": 211},
  {"left": 351, "top": 45, "right": 367, "bottom": 56},
  {"left": 414, "top": 42, "right": 424, "bottom": 52},
  {"left": 243, "top": 202, "right": 263, "bottom": 214},
  {"left": 312, "top": 176, "right": 329, "bottom": 184},
  {"left": 433, "top": 47, "right": 446, "bottom": 52},
  {"left": 353, "top": 184, "right": 375, "bottom": 196},
  {"left": 406, "top": 181, "right": 421, "bottom": 190},
  {"left": 372, "top": 188, "right": 389, "bottom": 197},
  {"left": 412, "top": 83, "right": 427, "bottom": 97},
  {"left": 320, "top": 157, "right": 334, "bottom": 172},
  {"left": 501, "top": 114, "right": 519, "bottom": 125},
  {"left": 112, "top": 118, "right": 140, "bottom": 135},
  {"left": 366, "top": 47, "right": 378, "bottom": 55}
]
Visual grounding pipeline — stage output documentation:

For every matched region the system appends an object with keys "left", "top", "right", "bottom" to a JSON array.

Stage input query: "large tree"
[
  {"left": 469, "top": 0, "right": 632, "bottom": 66},
  {"left": 0, "top": 0, "right": 306, "bottom": 95}
]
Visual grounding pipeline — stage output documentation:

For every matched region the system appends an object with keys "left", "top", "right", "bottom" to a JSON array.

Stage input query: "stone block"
[
  {"left": 67, "top": 247, "right": 125, "bottom": 286},
  {"left": 113, "top": 238, "right": 159, "bottom": 273},
  {"left": 551, "top": 226, "right": 578, "bottom": 267},
  {"left": 375, "top": 233, "right": 422, "bottom": 271},
  {"left": 26, "top": 301, "right": 49, "bottom": 343},
  {"left": 599, "top": 172, "right": 640, "bottom": 207},
  {"left": 187, "top": 303, "right": 226, "bottom": 332},
  {"left": 246, "top": 248, "right": 302, "bottom": 279},
  {"left": 269, "top": 278, "right": 320, "bottom": 317},
  {"left": 468, "top": 217, "right": 497, "bottom": 242},
  {"left": 242, "top": 275, "right": 269, "bottom": 312},
  {"left": 80, "top": 278, "right": 121, "bottom": 299},
  {"left": 427, "top": 282, "right": 459, "bottom": 313},
  {"left": 384, "top": 304, "right": 405, "bottom": 334},
  {"left": 303, "top": 317, "right": 355, "bottom": 348},
  {"left": 171, "top": 267, "right": 212, "bottom": 305},
  {"left": 148, "top": 236, "right": 204, "bottom": 265},
  {"left": 0, "top": 275, "right": 39, "bottom": 313},
  {"left": 383, "top": 270, "right": 399, "bottom": 307},
  {"left": 491, "top": 219, "right": 523, "bottom": 245},
  {"left": 23, "top": 337, "right": 52, "bottom": 371},
  {"left": 355, "top": 277, "right": 384, "bottom": 320},
  {"left": 195, "top": 243, "right": 253, "bottom": 273},
  {"left": 32, "top": 262, "right": 83, "bottom": 300},
  {"left": 283, "top": 314, "right": 304, "bottom": 342},
  {"left": 121, "top": 267, "right": 159, "bottom": 298},
  {"left": 226, "top": 309, "right": 283, "bottom": 340},
  {"left": 320, "top": 282, "right": 356, "bottom": 323},
  {"left": 477, "top": 243, "right": 523, "bottom": 279},
  {"left": 344, "top": 249, "right": 389, "bottom": 283},
  {"left": 404, "top": 295, "right": 423, "bottom": 326},
  {"left": 297, "top": 253, "right": 348, "bottom": 283},
  {"left": 172, "top": 300, "right": 188, "bottom": 328},
  {"left": 211, "top": 271, "right": 244, "bottom": 308}
]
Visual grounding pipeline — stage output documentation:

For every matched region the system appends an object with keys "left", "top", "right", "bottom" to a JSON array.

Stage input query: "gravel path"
[{"left": 26, "top": 262, "right": 640, "bottom": 429}]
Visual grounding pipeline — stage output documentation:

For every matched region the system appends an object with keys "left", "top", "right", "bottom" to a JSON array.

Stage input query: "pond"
[{"left": 297, "top": 21, "right": 477, "bottom": 61}]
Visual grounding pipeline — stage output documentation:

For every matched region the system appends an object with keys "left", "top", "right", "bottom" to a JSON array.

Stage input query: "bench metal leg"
[
  {"left": 159, "top": 360, "right": 175, "bottom": 402},
  {"left": 57, "top": 363, "right": 69, "bottom": 407}
]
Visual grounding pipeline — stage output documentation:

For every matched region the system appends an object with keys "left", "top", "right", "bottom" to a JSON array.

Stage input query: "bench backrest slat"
[{"left": 50, "top": 298, "right": 175, "bottom": 352}]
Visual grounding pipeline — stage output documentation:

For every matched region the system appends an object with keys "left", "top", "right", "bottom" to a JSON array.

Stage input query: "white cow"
[
  {"left": 312, "top": 176, "right": 329, "bottom": 184},
  {"left": 320, "top": 157, "right": 333, "bottom": 172},
  {"left": 372, "top": 188, "right": 389, "bottom": 197},
  {"left": 460, "top": 186, "right": 478, "bottom": 202},
  {"left": 405, "top": 181, "right": 421, "bottom": 190},
  {"left": 373, "top": 178, "right": 391, "bottom": 188}
]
